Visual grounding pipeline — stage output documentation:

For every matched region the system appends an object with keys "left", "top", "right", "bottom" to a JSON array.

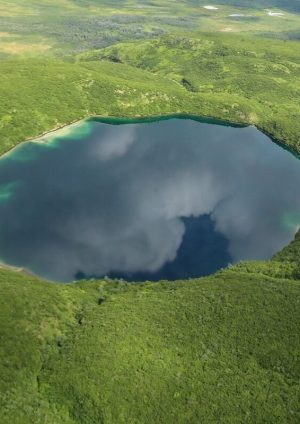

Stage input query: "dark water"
[{"left": 0, "top": 117, "right": 300, "bottom": 282}]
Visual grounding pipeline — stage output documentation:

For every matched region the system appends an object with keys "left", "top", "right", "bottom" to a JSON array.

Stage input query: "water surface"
[{"left": 0, "top": 117, "right": 300, "bottom": 282}]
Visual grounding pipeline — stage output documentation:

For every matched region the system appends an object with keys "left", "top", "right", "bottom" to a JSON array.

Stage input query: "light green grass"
[{"left": 1, "top": 33, "right": 300, "bottom": 156}]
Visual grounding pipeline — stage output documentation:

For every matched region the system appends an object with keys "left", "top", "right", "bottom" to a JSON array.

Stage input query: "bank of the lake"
[
  {"left": 1, "top": 37, "right": 300, "bottom": 159},
  {"left": 0, "top": 112, "right": 247, "bottom": 159},
  {"left": 2, "top": 111, "right": 298, "bottom": 163}
]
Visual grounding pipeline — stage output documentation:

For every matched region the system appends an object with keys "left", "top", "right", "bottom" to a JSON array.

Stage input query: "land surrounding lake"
[{"left": 1, "top": 1, "right": 300, "bottom": 423}]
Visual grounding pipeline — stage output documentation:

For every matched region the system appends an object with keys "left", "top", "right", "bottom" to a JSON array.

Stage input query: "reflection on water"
[{"left": 0, "top": 118, "right": 300, "bottom": 282}]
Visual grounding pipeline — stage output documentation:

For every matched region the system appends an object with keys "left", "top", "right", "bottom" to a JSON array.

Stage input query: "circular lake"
[{"left": 0, "top": 116, "right": 300, "bottom": 282}]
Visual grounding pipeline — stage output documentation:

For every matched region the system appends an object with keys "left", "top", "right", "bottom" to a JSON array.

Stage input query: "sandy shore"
[{"left": 0, "top": 118, "right": 89, "bottom": 160}]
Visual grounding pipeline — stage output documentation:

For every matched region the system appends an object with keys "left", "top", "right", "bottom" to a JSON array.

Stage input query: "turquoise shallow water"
[{"left": 0, "top": 116, "right": 300, "bottom": 282}]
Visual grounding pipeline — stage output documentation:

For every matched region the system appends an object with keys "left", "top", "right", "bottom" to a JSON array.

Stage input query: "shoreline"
[
  {"left": 0, "top": 112, "right": 248, "bottom": 160},
  {"left": 0, "top": 118, "right": 88, "bottom": 160},
  {"left": 0, "top": 261, "right": 37, "bottom": 278},
  {"left": 1, "top": 111, "right": 299, "bottom": 161}
]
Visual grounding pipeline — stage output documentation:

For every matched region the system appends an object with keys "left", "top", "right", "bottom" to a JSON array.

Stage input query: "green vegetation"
[
  {"left": 79, "top": 33, "right": 300, "bottom": 152},
  {"left": 1, "top": 0, "right": 300, "bottom": 57},
  {"left": 0, "top": 258, "right": 300, "bottom": 423},
  {"left": 1, "top": 1, "right": 300, "bottom": 423},
  {"left": 1, "top": 33, "right": 300, "bottom": 155}
]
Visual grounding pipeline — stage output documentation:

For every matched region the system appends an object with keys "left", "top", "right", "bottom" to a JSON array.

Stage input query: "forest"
[{"left": 0, "top": 247, "right": 300, "bottom": 423}]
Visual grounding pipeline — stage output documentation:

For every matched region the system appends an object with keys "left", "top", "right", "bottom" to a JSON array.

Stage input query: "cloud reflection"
[{"left": 0, "top": 118, "right": 300, "bottom": 281}]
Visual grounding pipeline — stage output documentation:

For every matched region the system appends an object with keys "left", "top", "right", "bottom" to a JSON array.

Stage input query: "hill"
[
  {"left": 0, "top": 249, "right": 300, "bottom": 423},
  {"left": 1, "top": 33, "right": 300, "bottom": 156}
]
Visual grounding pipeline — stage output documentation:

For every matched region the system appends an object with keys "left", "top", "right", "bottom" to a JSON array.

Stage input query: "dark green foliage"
[
  {"left": 0, "top": 270, "right": 83, "bottom": 423},
  {"left": 273, "top": 231, "right": 300, "bottom": 278},
  {"left": 0, "top": 266, "right": 300, "bottom": 423}
]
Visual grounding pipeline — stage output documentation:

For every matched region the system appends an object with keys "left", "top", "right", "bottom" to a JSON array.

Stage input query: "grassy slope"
[
  {"left": 79, "top": 34, "right": 300, "bottom": 153},
  {"left": 0, "top": 59, "right": 194, "bottom": 154},
  {"left": 1, "top": 33, "right": 300, "bottom": 156},
  {"left": 0, "top": 264, "right": 299, "bottom": 423}
]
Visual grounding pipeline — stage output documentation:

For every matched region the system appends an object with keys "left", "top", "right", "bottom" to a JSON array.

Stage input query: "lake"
[{"left": 0, "top": 116, "right": 300, "bottom": 282}]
